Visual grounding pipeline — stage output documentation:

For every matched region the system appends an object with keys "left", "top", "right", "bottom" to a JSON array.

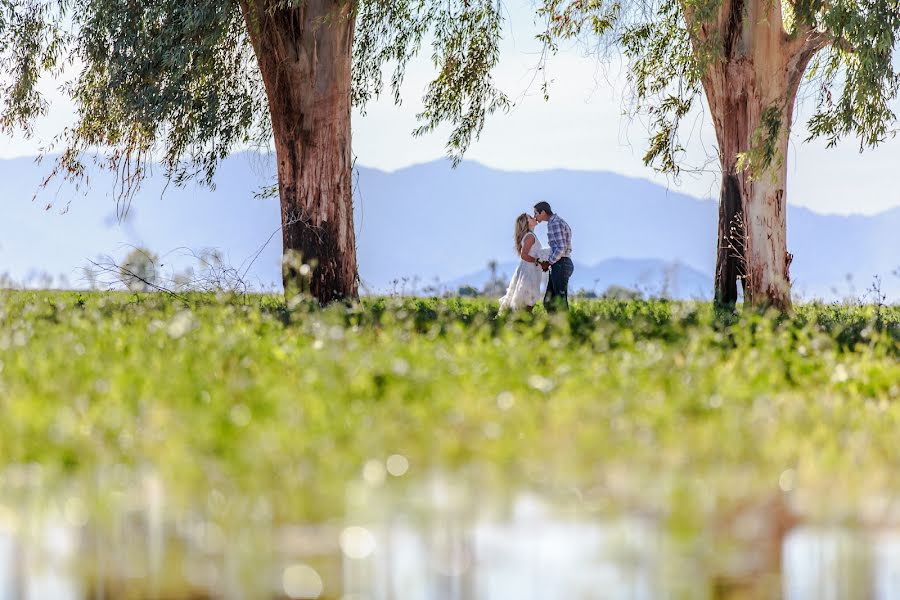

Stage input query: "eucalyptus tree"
[
  {"left": 0, "top": 0, "right": 506, "bottom": 302},
  {"left": 540, "top": 0, "right": 900, "bottom": 308}
]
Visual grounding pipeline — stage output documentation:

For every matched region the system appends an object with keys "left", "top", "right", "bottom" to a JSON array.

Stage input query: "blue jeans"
[{"left": 544, "top": 257, "right": 574, "bottom": 312}]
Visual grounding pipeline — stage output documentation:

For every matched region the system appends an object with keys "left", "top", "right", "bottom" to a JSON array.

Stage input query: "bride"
[{"left": 499, "top": 213, "right": 549, "bottom": 313}]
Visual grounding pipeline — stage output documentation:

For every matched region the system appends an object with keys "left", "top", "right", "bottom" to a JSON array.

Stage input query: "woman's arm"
[{"left": 520, "top": 234, "right": 538, "bottom": 263}]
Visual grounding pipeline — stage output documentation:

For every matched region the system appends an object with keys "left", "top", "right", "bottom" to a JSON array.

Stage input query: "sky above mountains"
[{"left": 2, "top": 0, "right": 900, "bottom": 216}]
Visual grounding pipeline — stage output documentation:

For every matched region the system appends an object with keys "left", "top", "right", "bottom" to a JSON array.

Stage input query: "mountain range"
[{"left": 0, "top": 153, "right": 897, "bottom": 300}]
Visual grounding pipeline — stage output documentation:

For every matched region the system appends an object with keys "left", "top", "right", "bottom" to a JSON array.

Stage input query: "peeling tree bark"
[
  {"left": 693, "top": 0, "right": 826, "bottom": 310},
  {"left": 706, "top": 60, "right": 794, "bottom": 309},
  {"left": 240, "top": 0, "right": 358, "bottom": 303}
]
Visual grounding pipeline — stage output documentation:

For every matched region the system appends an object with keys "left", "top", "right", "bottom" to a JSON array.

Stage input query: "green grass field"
[
  {"left": 1, "top": 291, "right": 899, "bottom": 596},
  {"left": 3, "top": 291, "right": 898, "bottom": 511}
]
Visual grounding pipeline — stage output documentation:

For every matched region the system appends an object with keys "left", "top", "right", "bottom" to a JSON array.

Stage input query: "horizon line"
[{"left": 2, "top": 151, "right": 898, "bottom": 219}]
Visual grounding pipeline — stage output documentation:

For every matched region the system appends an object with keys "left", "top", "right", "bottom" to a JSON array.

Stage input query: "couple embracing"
[{"left": 499, "top": 202, "right": 574, "bottom": 314}]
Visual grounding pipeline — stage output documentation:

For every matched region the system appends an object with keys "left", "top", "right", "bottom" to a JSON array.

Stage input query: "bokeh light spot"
[
  {"left": 340, "top": 526, "right": 376, "bottom": 559},
  {"left": 496, "top": 391, "right": 515, "bottom": 411},
  {"left": 779, "top": 468, "right": 796, "bottom": 492},
  {"left": 386, "top": 454, "right": 409, "bottom": 477},
  {"left": 282, "top": 563, "right": 323, "bottom": 599},
  {"left": 362, "top": 459, "right": 386, "bottom": 485}
]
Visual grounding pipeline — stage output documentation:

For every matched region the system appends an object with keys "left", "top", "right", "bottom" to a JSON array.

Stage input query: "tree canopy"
[
  {"left": 538, "top": 0, "right": 900, "bottom": 176},
  {"left": 0, "top": 0, "right": 508, "bottom": 200},
  {"left": 4, "top": 0, "right": 899, "bottom": 201}
]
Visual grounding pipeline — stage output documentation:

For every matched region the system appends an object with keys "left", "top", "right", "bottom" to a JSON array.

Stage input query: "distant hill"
[
  {"left": 354, "top": 160, "right": 899, "bottom": 300},
  {"left": 0, "top": 154, "right": 897, "bottom": 300}
]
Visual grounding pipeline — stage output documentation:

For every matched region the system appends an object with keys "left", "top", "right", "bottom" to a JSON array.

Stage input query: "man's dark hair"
[{"left": 534, "top": 201, "right": 553, "bottom": 215}]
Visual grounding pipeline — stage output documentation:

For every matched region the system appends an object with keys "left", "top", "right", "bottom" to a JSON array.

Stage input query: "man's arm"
[{"left": 546, "top": 219, "right": 564, "bottom": 264}]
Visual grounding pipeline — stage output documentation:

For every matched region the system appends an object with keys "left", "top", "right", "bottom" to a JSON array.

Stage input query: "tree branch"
[
  {"left": 783, "top": 28, "right": 832, "bottom": 108},
  {"left": 678, "top": 0, "right": 708, "bottom": 45},
  {"left": 785, "top": 27, "right": 832, "bottom": 62}
]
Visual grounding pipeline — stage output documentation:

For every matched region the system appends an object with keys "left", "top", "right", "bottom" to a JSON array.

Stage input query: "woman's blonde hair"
[{"left": 513, "top": 213, "right": 530, "bottom": 255}]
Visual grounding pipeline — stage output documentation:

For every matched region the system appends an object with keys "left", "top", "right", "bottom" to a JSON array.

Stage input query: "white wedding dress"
[{"left": 499, "top": 232, "right": 550, "bottom": 311}]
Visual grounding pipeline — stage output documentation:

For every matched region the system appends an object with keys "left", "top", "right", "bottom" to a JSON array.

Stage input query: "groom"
[{"left": 534, "top": 201, "right": 574, "bottom": 312}]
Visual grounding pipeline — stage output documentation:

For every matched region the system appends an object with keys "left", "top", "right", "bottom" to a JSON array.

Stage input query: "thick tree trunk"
[
  {"left": 698, "top": 0, "right": 821, "bottom": 310},
  {"left": 240, "top": 0, "right": 358, "bottom": 302},
  {"left": 707, "top": 68, "right": 793, "bottom": 309}
]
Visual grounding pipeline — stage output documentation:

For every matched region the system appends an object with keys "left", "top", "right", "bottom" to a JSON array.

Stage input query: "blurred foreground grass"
[{"left": 0, "top": 291, "right": 898, "bottom": 526}]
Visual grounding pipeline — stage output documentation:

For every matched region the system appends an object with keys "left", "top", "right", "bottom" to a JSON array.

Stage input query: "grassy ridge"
[{"left": 0, "top": 291, "right": 898, "bottom": 524}]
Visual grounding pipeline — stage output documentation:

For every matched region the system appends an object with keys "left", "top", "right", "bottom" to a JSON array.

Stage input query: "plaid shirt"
[{"left": 546, "top": 213, "right": 572, "bottom": 264}]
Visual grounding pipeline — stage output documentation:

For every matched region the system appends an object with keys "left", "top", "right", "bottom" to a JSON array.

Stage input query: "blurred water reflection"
[{"left": 1, "top": 477, "right": 899, "bottom": 599}]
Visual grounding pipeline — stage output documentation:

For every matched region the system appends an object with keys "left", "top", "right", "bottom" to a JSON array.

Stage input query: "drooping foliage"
[
  {"left": 354, "top": 0, "right": 509, "bottom": 159},
  {"left": 0, "top": 0, "right": 508, "bottom": 202},
  {"left": 537, "top": 0, "right": 900, "bottom": 175},
  {"left": 807, "top": 3, "right": 900, "bottom": 150}
]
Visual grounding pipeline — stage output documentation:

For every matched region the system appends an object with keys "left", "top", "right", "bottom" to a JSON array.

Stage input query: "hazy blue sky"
[{"left": 2, "top": 3, "right": 900, "bottom": 216}]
